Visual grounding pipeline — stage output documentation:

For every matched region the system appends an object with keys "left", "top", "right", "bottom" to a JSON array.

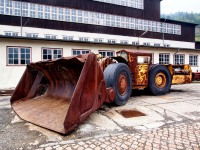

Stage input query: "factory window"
[
  {"left": 5, "top": 31, "right": 18, "bottom": 36},
  {"left": 7, "top": 47, "right": 31, "bottom": 65},
  {"left": 65, "top": 9, "right": 70, "bottom": 22},
  {"left": 99, "top": 50, "right": 114, "bottom": 58},
  {"left": 143, "top": 42, "right": 150, "bottom": 46},
  {"left": 120, "top": 40, "right": 128, "bottom": 44},
  {"left": 44, "top": 5, "right": 50, "bottom": 19},
  {"left": 159, "top": 53, "right": 170, "bottom": 64},
  {"left": 72, "top": 49, "right": 90, "bottom": 55},
  {"left": 5, "top": 0, "right": 12, "bottom": 15},
  {"left": 30, "top": 3, "right": 36, "bottom": 18},
  {"left": 154, "top": 43, "right": 160, "bottom": 47},
  {"left": 94, "top": 38, "right": 103, "bottom": 43},
  {"left": 108, "top": 39, "right": 116, "bottom": 44},
  {"left": 0, "top": 0, "right": 4, "bottom": 14},
  {"left": 174, "top": 54, "right": 185, "bottom": 65},
  {"left": 77, "top": 10, "right": 83, "bottom": 23},
  {"left": 71, "top": 9, "right": 77, "bottom": 22},
  {"left": 42, "top": 48, "right": 62, "bottom": 61},
  {"left": 51, "top": 6, "right": 57, "bottom": 20},
  {"left": 79, "top": 37, "right": 89, "bottom": 41},
  {"left": 38, "top": 4, "right": 43, "bottom": 19},
  {"left": 22, "top": 2, "right": 28, "bottom": 17},
  {"left": 45, "top": 34, "right": 57, "bottom": 39},
  {"left": 14, "top": 1, "right": 20, "bottom": 16},
  {"left": 26, "top": 33, "right": 39, "bottom": 38},
  {"left": 132, "top": 41, "right": 139, "bottom": 45},
  {"left": 189, "top": 55, "right": 198, "bottom": 66},
  {"left": 63, "top": 36, "right": 74, "bottom": 40},
  {"left": 58, "top": 8, "right": 64, "bottom": 21}
]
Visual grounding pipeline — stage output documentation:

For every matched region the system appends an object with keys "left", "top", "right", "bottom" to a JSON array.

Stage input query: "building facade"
[{"left": 0, "top": 0, "right": 199, "bottom": 88}]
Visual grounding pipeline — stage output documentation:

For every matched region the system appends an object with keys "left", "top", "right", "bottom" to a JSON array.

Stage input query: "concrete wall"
[{"left": 0, "top": 38, "right": 200, "bottom": 89}]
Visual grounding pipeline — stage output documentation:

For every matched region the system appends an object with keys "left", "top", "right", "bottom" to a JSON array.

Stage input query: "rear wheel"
[
  {"left": 104, "top": 63, "right": 132, "bottom": 105},
  {"left": 148, "top": 65, "right": 172, "bottom": 95}
]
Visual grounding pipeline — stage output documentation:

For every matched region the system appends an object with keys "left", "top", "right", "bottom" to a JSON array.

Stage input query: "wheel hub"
[
  {"left": 118, "top": 74, "right": 128, "bottom": 96},
  {"left": 155, "top": 72, "right": 167, "bottom": 88}
]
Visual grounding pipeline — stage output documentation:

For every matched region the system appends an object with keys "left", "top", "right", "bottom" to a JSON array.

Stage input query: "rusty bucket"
[{"left": 11, "top": 53, "right": 107, "bottom": 134}]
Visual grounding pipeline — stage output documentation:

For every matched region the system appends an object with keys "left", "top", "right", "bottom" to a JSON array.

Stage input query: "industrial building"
[{"left": 0, "top": 0, "right": 199, "bottom": 88}]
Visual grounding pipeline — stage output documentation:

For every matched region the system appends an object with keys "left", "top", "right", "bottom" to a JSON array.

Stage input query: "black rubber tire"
[
  {"left": 148, "top": 65, "right": 172, "bottom": 95},
  {"left": 104, "top": 63, "right": 132, "bottom": 106}
]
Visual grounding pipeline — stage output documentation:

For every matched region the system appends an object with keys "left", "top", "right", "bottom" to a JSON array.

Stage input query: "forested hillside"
[{"left": 161, "top": 12, "right": 200, "bottom": 41}]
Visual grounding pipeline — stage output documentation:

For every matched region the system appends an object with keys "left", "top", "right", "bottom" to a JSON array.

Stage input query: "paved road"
[{"left": 0, "top": 83, "right": 200, "bottom": 150}]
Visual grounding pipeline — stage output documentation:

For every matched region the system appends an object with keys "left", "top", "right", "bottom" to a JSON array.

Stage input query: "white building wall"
[
  {"left": 0, "top": 25, "right": 195, "bottom": 49},
  {"left": 0, "top": 38, "right": 199, "bottom": 89}
]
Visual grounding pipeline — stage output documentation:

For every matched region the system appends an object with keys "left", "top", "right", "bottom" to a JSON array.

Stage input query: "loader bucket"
[{"left": 10, "top": 53, "right": 107, "bottom": 134}]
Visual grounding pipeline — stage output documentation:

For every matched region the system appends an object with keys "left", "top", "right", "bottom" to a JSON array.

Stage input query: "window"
[
  {"left": 26, "top": 33, "right": 39, "bottom": 38},
  {"left": 108, "top": 39, "right": 116, "bottom": 44},
  {"left": 154, "top": 43, "right": 160, "bottom": 47},
  {"left": 6, "top": 0, "right": 12, "bottom": 15},
  {"left": 94, "top": 38, "right": 103, "bottom": 43},
  {"left": 79, "top": 37, "right": 89, "bottom": 41},
  {"left": 132, "top": 41, "right": 139, "bottom": 45},
  {"left": 42, "top": 48, "right": 62, "bottom": 61},
  {"left": 38, "top": 5, "right": 43, "bottom": 19},
  {"left": 71, "top": 9, "right": 77, "bottom": 22},
  {"left": 72, "top": 49, "right": 90, "bottom": 55},
  {"left": 143, "top": 42, "right": 150, "bottom": 46},
  {"left": 78, "top": 10, "right": 83, "bottom": 23},
  {"left": 14, "top": 1, "right": 20, "bottom": 16},
  {"left": 174, "top": 54, "right": 185, "bottom": 65},
  {"left": 7, "top": 47, "right": 31, "bottom": 65},
  {"left": 58, "top": 8, "right": 64, "bottom": 21},
  {"left": 164, "top": 44, "right": 170, "bottom": 47},
  {"left": 189, "top": 55, "right": 198, "bottom": 66},
  {"left": 99, "top": 50, "right": 114, "bottom": 58},
  {"left": 120, "top": 40, "right": 128, "bottom": 44},
  {"left": 63, "top": 36, "right": 74, "bottom": 40},
  {"left": 137, "top": 56, "right": 151, "bottom": 64},
  {"left": 159, "top": 53, "right": 170, "bottom": 64},
  {"left": 22, "top": 2, "right": 28, "bottom": 17},
  {"left": 44, "top": 6, "right": 50, "bottom": 19},
  {"left": 5, "top": 31, "right": 18, "bottom": 36},
  {"left": 65, "top": 9, "right": 70, "bottom": 22},
  {"left": 45, "top": 34, "right": 57, "bottom": 39},
  {"left": 0, "top": 0, "right": 4, "bottom": 15},
  {"left": 30, "top": 3, "right": 36, "bottom": 18},
  {"left": 51, "top": 6, "right": 57, "bottom": 20}
]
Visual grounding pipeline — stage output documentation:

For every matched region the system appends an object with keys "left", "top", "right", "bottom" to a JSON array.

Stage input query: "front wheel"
[
  {"left": 148, "top": 65, "right": 172, "bottom": 95},
  {"left": 104, "top": 63, "right": 132, "bottom": 106}
]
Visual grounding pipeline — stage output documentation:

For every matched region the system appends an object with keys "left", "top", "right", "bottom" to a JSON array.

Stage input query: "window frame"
[
  {"left": 41, "top": 47, "right": 63, "bottom": 61},
  {"left": 98, "top": 50, "right": 115, "bottom": 58},
  {"left": 72, "top": 49, "right": 91, "bottom": 56},
  {"left": 174, "top": 54, "right": 185, "bottom": 65},
  {"left": 159, "top": 53, "right": 170, "bottom": 64},
  {"left": 7, "top": 46, "right": 32, "bottom": 66},
  {"left": 5, "top": 31, "right": 19, "bottom": 36},
  {"left": 189, "top": 54, "right": 198, "bottom": 67}
]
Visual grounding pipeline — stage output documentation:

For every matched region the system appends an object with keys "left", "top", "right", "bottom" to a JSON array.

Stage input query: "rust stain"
[{"left": 117, "top": 110, "right": 146, "bottom": 118}]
